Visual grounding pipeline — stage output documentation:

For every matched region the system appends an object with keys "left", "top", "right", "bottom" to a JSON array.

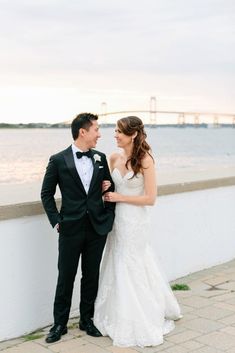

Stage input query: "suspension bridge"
[{"left": 98, "top": 97, "right": 235, "bottom": 126}]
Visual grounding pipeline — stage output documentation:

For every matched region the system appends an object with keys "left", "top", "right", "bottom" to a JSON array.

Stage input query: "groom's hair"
[{"left": 71, "top": 113, "right": 98, "bottom": 140}]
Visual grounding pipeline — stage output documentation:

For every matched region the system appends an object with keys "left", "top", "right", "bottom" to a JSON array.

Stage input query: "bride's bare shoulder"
[
  {"left": 142, "top": 153, "right": 155, "bottom": 169},
  {"left": 109, "top": 152, "right": 121, "bottom": 169},
  {"left": 109, "top": 152, "right": 121, "bottom": 163}
]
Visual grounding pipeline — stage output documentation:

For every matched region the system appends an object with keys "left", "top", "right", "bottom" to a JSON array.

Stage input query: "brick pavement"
[{"left": 1, "top": 259, "right": 235, "bottom": 353}]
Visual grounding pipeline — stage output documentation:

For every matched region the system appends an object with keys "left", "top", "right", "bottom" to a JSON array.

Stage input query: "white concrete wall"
[
  {"left": 0, "top": 185, "right": 235, "bottom": 341},
  {"left": 150, "top": 186, "right": 235, "bottom": 280},
  {"left": 0, "top": 215, "right": 81, "bottom": 342}
]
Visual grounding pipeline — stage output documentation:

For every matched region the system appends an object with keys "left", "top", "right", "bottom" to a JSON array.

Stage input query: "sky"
[{"left": 0, "top": 0, "right": 234, "bottom": 124}]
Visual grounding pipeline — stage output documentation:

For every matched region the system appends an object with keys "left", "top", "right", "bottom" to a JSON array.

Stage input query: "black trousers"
[{"left": 53, "top": 214, "right": 107, "bottom": 326}]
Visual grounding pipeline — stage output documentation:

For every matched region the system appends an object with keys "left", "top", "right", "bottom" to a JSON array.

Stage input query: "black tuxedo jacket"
[{"left": 41, "top": 146, "right": 115, "bottom": 236}]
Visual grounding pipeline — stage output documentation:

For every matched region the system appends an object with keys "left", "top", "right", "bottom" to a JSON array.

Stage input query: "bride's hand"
[
  {"left": 102, "top": 180, "right": 111, "bottom": 192},
  {"left": 104, "top": 192, "right": 122, "bottom": 202}
]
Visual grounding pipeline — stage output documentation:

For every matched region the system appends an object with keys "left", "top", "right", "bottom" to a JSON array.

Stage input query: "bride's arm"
[{"left": 104, "top": 155, "right": 157, "bottom": 206}]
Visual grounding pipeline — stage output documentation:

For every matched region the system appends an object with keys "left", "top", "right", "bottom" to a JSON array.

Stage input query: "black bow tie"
[{"left": 76, "top": 150, "right": 92, "bottom": 159}]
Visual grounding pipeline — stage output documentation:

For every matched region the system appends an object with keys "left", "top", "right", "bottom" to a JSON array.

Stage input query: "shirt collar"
[
  {"left": 72, "top": 143, "right": 82, "bottom": 154},
  {"left": 71, "top": 144, "right": 92, "bottom": 157}
]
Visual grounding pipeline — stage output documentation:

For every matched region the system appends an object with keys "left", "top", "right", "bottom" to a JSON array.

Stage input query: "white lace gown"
[{"left": 94, "top": 168, "right": 182, "bottom": 347}]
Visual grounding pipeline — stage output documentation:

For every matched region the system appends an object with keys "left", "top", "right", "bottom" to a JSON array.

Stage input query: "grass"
[
  {"left": 24, "top": 332, "right": 44, "bottom": 341},
  {"left": 171, "top": 283, "right": 190, "bottom": 291},
  {"left": 67, "top": 322, "right": 78, "bottom": 329}
]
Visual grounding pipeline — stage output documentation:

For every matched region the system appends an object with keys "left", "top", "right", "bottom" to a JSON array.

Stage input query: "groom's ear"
[{"left": 80, "top": 128, "right": 86, "bottom": 137}]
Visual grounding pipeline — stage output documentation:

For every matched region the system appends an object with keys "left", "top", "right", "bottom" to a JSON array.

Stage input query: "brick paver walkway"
[{"left": 1, "top": 259, "right": 235, "bottom": 353}]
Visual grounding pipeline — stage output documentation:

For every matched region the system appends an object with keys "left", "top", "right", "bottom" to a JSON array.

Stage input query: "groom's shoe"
[
  {"left": 79, "top": 318, "right": 102, "bottom": 337},
  {"left": 45, "top": 324, "right": 67, "bottom": 343}
]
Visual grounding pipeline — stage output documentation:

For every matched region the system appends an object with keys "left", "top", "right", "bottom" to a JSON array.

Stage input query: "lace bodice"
[
  {"left": 112, "top": 168, "right": 144, "bottom": 195},
  {"left": 111, "top": 168, "right": 149, "bottom": 225}
]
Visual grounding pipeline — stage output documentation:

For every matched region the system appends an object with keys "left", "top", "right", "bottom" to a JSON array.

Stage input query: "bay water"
[{"left": 0, "top": 127, "right": 234, "bottom": 205}]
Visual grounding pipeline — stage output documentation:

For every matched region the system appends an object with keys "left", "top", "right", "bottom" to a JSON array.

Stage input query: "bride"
[{"left": 94, "top": 116, "right": 182, "bottom": 347}]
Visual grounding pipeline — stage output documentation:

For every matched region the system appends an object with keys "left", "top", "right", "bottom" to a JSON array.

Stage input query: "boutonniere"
[{"left": 93, "top": 154, "right": 101, "bottom": 163}]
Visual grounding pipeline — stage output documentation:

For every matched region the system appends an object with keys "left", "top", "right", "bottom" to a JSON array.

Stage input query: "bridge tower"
[
  {"left": 178, "top": 113, "right": 185, "bottom": 126},
  {"left": 213, "top": 115, "right": 219, "bottom": 128},
  {"left": 194, "top": 114, "right": 200, "bottom": 127},
  {"left": 100, "top": 102, "right": 108, "bottom": 125},
  {"left": 149, "top": 96, "right": 157, "bottom": 125}
]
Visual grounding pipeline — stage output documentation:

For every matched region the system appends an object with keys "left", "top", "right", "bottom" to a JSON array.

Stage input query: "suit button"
[{"left": 86, "top": 210, "right": 89, "bottom": 214}]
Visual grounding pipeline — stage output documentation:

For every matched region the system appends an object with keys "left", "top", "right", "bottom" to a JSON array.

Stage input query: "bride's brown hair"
[{"left": 117, "top": 116, "right": 154, "bottom": 177}]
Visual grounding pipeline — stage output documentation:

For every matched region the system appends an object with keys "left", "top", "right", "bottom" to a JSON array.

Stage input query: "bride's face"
[{"left": 114, "top": 126, "right": 132, "bottom": 148}]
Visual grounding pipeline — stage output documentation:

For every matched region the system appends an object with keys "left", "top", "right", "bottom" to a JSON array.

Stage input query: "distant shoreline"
[{"left": 0, "top": 123, "right": 234, "bottom": 129}]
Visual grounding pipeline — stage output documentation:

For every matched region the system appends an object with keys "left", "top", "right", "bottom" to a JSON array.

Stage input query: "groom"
[{"left": 41, "top": 113, "right": 115, "bottom": 343}]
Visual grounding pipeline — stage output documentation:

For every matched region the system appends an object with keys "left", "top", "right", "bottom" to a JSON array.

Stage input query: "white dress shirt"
[{"left": 71, "top": 144, "right": 94, "bottom": 194}]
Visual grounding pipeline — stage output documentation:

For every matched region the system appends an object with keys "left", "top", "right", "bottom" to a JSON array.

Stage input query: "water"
[{"left": 0, "top": 127, "right": 235, "bottom": 204}]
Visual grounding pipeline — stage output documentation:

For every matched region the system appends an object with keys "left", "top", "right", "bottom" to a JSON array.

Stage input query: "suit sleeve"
[
  {"left": 41, "top": 156, "right": 61, "bottom": 228},
  {"left": 102, "top": 155, "right": 116, "bottom": 212}
]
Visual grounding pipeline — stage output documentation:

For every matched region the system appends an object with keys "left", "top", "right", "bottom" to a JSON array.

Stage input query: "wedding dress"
[{"left": 94, "top": 168, "right": 182, "bottom": 347}]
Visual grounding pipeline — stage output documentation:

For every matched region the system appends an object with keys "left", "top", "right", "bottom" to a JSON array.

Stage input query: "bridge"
[{"left": 99, "top": 97, "right": 235, "bottom": 126}]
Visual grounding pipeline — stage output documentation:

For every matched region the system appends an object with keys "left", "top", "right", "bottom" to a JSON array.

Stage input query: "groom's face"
[{"left": 83, "top": 120, "right": 101, "bottom": 148}]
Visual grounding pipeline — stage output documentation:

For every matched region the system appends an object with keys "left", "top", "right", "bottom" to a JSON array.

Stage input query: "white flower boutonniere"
[{"left": 93, "top": 154, "right": 101, "bottom": 163}]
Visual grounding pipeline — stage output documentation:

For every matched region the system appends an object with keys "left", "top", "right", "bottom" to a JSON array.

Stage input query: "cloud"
[
  {"left": 0, "top": 0, "right": 234, "bottom": 121},
  {"left": 0, "top": 0, "right": 234, "bottom": 75}
]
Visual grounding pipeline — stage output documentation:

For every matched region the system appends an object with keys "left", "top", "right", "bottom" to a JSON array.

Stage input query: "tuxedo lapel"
[
  {"left": 88, "top": 150, "right": 100, "bottom": 195},
  {"left": 63, "top": 146, "right": 86, "bottom": 195}
]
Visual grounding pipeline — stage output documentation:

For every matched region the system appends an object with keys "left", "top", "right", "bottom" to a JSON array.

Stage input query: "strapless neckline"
[
  {"left": 112, "top": 168, "right": 134, "bottom": 179},
  {"left": 112, "top": 167, "right": 143, "bottom": 179}
]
